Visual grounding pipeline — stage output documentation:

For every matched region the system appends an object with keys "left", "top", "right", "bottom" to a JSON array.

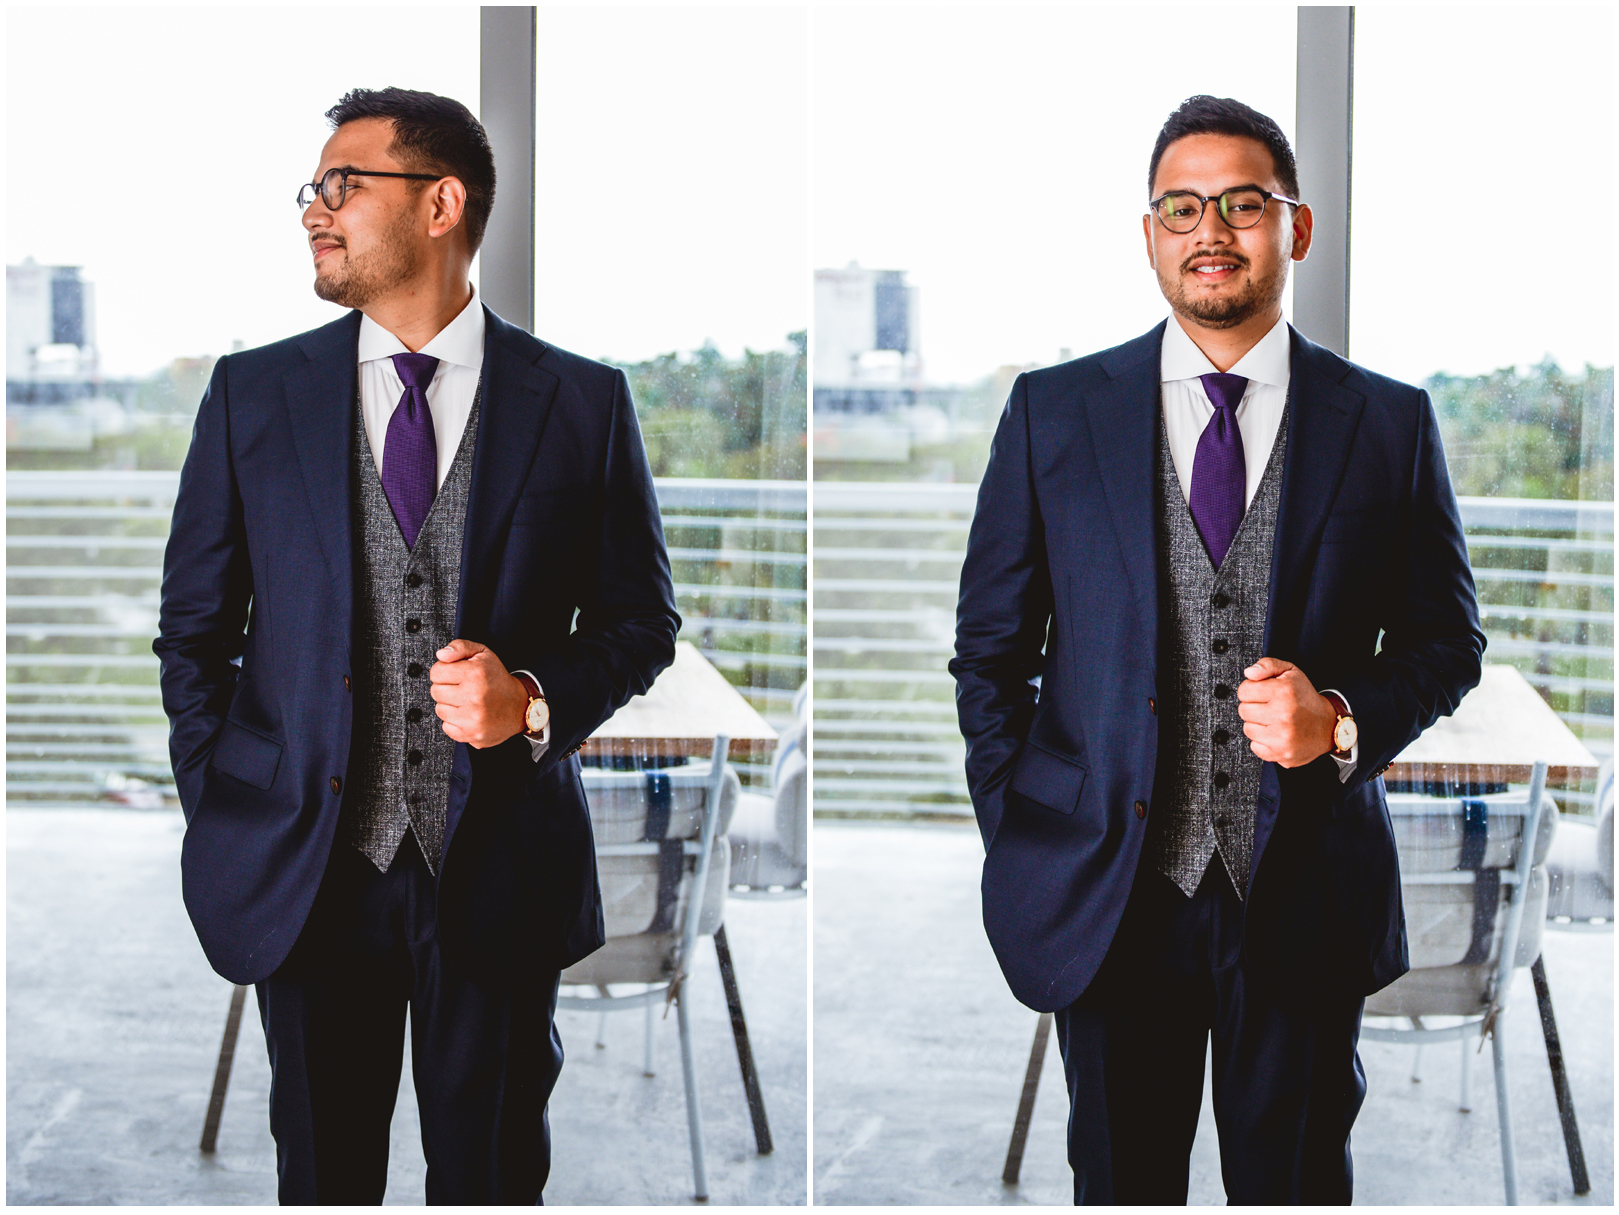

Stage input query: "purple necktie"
[
  {"left": 1187, "top": 372, "right": 1249, "bottom": 569},
  {"left": 381, "top": 352, "right": 440, "bottom": 548}
]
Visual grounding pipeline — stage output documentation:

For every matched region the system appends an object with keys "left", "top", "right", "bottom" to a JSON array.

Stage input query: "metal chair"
[
  {"left": 559, "top": 735, "right": 772, "bottom": 1202},
  {"left": 1360, "top": 761, "right": 1588, "bottom": 1203}
]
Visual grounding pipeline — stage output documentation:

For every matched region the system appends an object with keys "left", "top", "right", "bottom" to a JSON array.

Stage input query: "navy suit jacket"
[
  {"left": 951, "top": 322, "right": 1485, "bottom": 1013},
  {"left": 155, "top": 306, "right": 680, "bottom": 987}
]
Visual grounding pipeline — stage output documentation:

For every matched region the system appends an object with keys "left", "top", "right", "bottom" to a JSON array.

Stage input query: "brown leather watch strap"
[{"left": 513, "top": 671, "right": 541, "bottom": 701}]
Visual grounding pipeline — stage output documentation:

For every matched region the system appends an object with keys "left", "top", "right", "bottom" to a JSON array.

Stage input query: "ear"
[
  {"left": 1289, "top": 201, "right": 1314, "bottom": 263},
  {"left": 426, "top": 176, "right": 468, "bottom": 242},
  {"left": 1142, "top": 211, "right": 1156, "bottom": 269}
]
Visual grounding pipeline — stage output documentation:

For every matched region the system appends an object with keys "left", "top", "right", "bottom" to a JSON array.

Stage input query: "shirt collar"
[
  {"left": 1159, "top": 313, "right": 1291, "bottom": 389},
  {"left": 357, "top": 284, "right": 485, "bottom": 370}
]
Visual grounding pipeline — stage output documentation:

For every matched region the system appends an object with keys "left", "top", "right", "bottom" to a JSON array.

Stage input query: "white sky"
[
  {"left": 813, "top": 5, "right": 1614, "bottom": 386},
  {"left": 5, "top": 5, "right": 808, "bottom": 378}
]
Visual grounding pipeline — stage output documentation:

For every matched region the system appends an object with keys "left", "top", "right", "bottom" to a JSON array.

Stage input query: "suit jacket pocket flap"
[
  {"left": 1010, "top": 741, "right": 1087, "bottom": 814},
  {"left": 209, "top": 719, "right": 283, "bottom": 790}
]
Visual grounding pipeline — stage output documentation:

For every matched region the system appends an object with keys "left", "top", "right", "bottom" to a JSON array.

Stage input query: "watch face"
[
  {"left": 1335, "top": 716, "right": 1358, "bottom": 751},
  {"left": 526, "top": 698, "right": 550, "bottom": 733}
]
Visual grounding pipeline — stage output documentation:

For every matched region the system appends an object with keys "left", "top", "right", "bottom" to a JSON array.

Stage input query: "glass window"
[{"left": 1352, "top": 7, "right": 1614, "bottom": 813}]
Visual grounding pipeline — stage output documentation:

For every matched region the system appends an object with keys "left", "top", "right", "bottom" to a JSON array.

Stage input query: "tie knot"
[
  {"left": 1199, "top": 372, "right": 1248, "bottom": 414},
  {"left": 391, "top": 352, "right": 440, "bottom": 391}
]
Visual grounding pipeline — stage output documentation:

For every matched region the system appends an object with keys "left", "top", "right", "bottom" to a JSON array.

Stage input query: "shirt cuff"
[
  {"left": 1320, "top": 687, "right": 1356, "bottom": 784},
  {"left": 510, "top": 668, "right": 549, "bottom": 762}
]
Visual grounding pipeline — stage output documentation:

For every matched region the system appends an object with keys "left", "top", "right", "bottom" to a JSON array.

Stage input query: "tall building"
[
  {"left": 814, "top": 265, "right": 923, "bottom": 413},
  {"left": 8, "top": 259, "right": 99, "bottom": 404}
]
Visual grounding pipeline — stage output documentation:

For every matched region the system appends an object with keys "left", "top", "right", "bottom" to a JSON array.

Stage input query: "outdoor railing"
[
  {"left": 812, "top": 482, "right": 1614, "bottom": 821},
  {"left": 6, "top": 471, "right": 805, "bottom": 809}
]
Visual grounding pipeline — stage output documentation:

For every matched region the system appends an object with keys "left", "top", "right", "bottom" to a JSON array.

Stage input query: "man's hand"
[
  {"left": 429, "top": 639, "right": 528, "bottom": 749},
  {"left": 1236, "top": 656, "right": 1337, "bottom": 768}
]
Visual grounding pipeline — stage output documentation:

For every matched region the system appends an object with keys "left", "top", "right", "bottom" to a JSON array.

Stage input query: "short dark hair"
[
  {"left": 1148, "top": 95, "right": 1300, "bottom": 202},
  {"left": 325, "top": 87, "right": 496, "bottom": 254}
]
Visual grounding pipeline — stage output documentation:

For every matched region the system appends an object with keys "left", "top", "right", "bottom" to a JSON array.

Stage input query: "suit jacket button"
[
  {"left": 329, "top": 776, "right": 342, "bottom": 795},
  {"left": 342, "top": 674, "right": 351, "bottom": 691},
  {"left": 1148, "top": 697, "right": 1156, "bottom": 715},
  {"left": 1134, "top": 800, "right": 1147, "bottom": 819}
]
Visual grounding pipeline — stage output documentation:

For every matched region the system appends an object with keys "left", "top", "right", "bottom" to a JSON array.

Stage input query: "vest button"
[
  {"left": 1216, "top": 814, "right": 1231, "bottom": 828},
  {"left": 1210, "top": 592, "right": 1230, "bottom": 609},
  {"left": 1214, "top": 683, "right": 1232, "bottom": 700},
  {"left": 407, "top": 662, "right": 424, "bottom": 677},
  {"left": 406, "top": 706, "right": 423, "bottom": 724},
  {"left": 1213, "top": 727, "right": 1230, "bottom": 745},
  {"left": 1148, "top": 697, "right": 1156, "bottom": 715},
  {"left": 406, "top": 572, "right": 423, "bottom": 588},
  {"left": 329, "top": 776, "right": 342, "bottom": 795},
  {"left": 1213, "top": 771, "right": 1230, "bottom": 789},
  {"left": 405, "top": 618, "right": 422, "bottom": 634},
  {"left": 1134, "top": 800, "right": 1147, "bottom": 819},
  {"left": 1212, "top": 638, "right": 1228, "bottom": 654},
  {"left": 407, "top": 749, "right": 423, "bottom": 766}
]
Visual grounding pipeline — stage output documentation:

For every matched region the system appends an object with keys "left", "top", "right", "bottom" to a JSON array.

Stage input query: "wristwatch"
[
  {"left": 513, "top": 671, "right": 549, "bottom": 739},
  {"left": 1322, "top": 690, "right": 1357, "bottom": 758}
]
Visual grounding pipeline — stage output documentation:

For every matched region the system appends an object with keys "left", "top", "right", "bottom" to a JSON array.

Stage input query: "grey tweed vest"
[
  {"left": 1143, "top": 398, "right": 1289, "bottom": 900},
  {"left": 341, "top": 383, "right": 482, "bottom": 875}
]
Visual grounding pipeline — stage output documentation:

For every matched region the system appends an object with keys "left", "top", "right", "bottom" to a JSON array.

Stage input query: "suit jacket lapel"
[
  {"left": 453, "top": 307, "right": 561, "bottom": 639},
  {"left": 1262, "top": 326, "right": 1367, "bottom": 657},
  {"left": 283, "top": 311, "right": 361, "bottom": 656},
  {"left": 1086, "top": 323, "right": 1165, "bottom": 621}
]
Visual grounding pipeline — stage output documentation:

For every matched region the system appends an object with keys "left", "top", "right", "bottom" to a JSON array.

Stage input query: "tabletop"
[
  {"left": 1387, "top": 663, "right": 1600, "bottom": 787},
  {"left": 581, "top": 641, "right": 779, "bottom": 762}
]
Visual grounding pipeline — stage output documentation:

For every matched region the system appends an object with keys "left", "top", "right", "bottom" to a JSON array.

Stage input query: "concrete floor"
[
  {"left": 813, "top": 821, "right": 1613, "bottom": 1206},
  {"left": 7, "top": 809, "right": 806, "bottom": 1205}
]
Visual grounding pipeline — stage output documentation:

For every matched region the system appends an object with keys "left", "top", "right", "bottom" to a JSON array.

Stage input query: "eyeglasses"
[
  {"left": 297, "top": 166, "right": 442, "bottom": 211},
  {"left": 1148, "top": 186, "right": 1300, "bottom": 234}
]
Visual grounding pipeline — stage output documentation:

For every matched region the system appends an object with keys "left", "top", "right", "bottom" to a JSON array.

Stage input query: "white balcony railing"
[
  {"left": 812, "top": 483, "right": 1614, "bottom": 821},
  {"left": 6, "top": 471, "right": 805, "bottom": 809}
]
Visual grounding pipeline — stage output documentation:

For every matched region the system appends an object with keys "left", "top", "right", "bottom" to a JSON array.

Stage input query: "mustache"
[{"left": 1181, "top": 250, "right": 1249, "bottom": 274}]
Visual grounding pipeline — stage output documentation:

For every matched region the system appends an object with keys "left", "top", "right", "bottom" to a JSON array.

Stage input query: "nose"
[{"left": 1191, "top": 198, "right": 1232, "bottom": 245}]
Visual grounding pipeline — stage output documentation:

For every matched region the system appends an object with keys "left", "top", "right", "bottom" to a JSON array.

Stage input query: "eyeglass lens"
[
  {"left": 297, "top": 169, "right": 348, "bottom": 211},
  {"left": 1154, "top": 188, "right": 1269, "bottom": 233}
]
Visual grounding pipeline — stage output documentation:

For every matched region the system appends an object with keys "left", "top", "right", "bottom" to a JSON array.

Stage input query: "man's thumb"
[
  {"left": 436, "top": 637, "right": 489, "bottom": 663},
  {"left": 1243, "top": 655, "right": 1294, "bottom": 680}
]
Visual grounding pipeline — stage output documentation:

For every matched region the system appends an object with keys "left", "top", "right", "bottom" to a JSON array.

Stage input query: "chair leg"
[
  {"left": 1003, "top": 1011, "right": 1053, "bottom": 1186},
  {"left": 1459, "top": 1032, "right": 1472, "bottom": 1112},
  {"left": 1530, "top": 955, "right": 1590, "bottom": 1195},
  {"left": 644, "top": 986, "right": 657, "bottom": 1078},
  {"left": 199, "top": 983, "right": 248, "bottom": 1153},
  {"left": 1491, "top": 1008, "right": 1518, "bottom": 1204},
  {"left": 713, "top": 924, "right": 772, "bottom": 1154},
  {"left": 595, "top": 986, "right": 612, "bottom": 1049},
  {"left": 676, "top": 989, "right": 710, "bottom": 1202}
]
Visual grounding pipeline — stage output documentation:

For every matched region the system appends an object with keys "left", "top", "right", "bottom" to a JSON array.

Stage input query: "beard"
[
  {"left": 312, "top": 209, "right": 421, "bottom": 309},
  {"left": 1156, "top": 249, "right": 1287, "bottom": 330}
]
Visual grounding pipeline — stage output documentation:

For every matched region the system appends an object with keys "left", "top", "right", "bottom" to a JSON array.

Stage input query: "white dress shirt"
[
  {"left": 359, "top": 286, "right": 549, "bottom": 759},
  {"left": 1158, "top": 314, "right": 1357, "bottom": 781}
]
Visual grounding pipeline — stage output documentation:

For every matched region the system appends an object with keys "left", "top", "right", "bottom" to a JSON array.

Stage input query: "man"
[
  {"left": 155, "top": 87, "right": 679, "bottom": 1204},
  {"left": 951, "top": 95, "right": 1484, "bottom": 1204}
]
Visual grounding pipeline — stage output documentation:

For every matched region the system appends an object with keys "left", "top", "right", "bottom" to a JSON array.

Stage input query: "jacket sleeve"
[
  {"left": 153, "top": 357, "right": 253, "bottom": 820},
  {"left": 950, "top": 373, "right": 1054, "bottom": 849},
  {"left": 1334, "top": 388, "right": 1486, "bottom": 793},
  {"left": 528, "top": 369, "right": 681, "bottom": 769}
]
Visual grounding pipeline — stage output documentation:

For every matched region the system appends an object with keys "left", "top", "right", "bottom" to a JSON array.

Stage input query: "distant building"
[
  {"left": 814, "top": 265, "right": 961, "bottom": 419},
  {"left": 7, "top": 259, "right": 100, "bottom": 405}
]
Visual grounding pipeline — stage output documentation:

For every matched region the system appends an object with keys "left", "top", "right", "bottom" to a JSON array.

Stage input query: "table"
[
  {"left": 1387, "top": 663, "right": 1600, "bottom": 788},
  {"left": 580, "top": 641, "right": 778, "bottom": 764}
]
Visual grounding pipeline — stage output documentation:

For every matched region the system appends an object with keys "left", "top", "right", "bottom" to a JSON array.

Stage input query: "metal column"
[
  {"left": 480, "top": 6, "right": 537, "bottom": 331},
  {"left": 1293, "top": 6, "right": 1354, "bottom": 356}
]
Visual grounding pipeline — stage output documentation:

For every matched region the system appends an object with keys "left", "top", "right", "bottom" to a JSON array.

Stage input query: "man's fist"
[
  {"left": 1235, "top": 656, "right": 1337, "bottom": 768},
  {"left": 429, "top": 639, "right": 528, "bottom": 749}
]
